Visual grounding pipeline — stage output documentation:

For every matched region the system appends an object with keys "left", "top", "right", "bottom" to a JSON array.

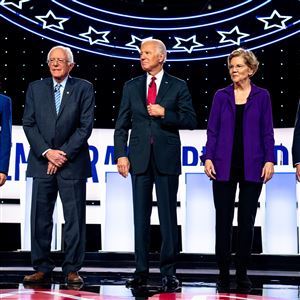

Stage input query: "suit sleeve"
[
  {"left": 0, "top": 97, "right": 12, "bottom": 174},
  {"left": 203, "top": 91, "right": 222, "bottom": 162},
  {"left": 292, "top": 99, "right": 300, "bottom": 166},
  {"left": 60, "top": 82, "right": 95, "bottom": 160},
  {"left": 23, "top": 83, "right": 51, "bottom": 158},
  {"left": 113, "top": 83, "right": 131, "bottom": 161},
  {"left": 161, "top": 80, "right": 197, "bottom": 130},
  {"left": 261, "top": 90, "right": 275, "bottom": 163}
]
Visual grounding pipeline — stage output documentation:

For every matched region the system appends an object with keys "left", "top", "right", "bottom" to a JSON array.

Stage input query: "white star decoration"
[
  {"left": 0, "top": 0, "right": 30, "bottom": 9},
  {"left": 35, "top": 10, "right": 69, "bottom": 30},
  {"left": 126, "top": 35, "right": 153, "bottom": 52},
  {"left": 257, "top": 10, "right": 292, "bottom": 30},
  {"left": 173, "top": 35, "right": 203, "bottom": 54},
  {"left": 217, "top": 26, "right": 250, "bottom": 46},
  {"left": 79, "top": 26, "right": 110, "bottom": 45}
]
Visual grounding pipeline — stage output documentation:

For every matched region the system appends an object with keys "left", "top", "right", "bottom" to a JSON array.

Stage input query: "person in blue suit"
[
  {"left": 114, "top": 38, "right": 197, "bottom": 292},
  {"left": 0, "top": 92, "right": 12, "bottom": 186},
  {"left": 22, "top": 45, "right": 95, "bottom": 285}
]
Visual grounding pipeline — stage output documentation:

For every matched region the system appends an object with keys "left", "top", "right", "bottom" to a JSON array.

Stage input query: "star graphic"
[
  {"left": 0, "top": 0, "right": 30, "bottom": 9},
  {"left": 257, "top": 10, "right": 292, "bottom": 30},
  {"left": 79, "top": 26, "right": 110, "bottom": 45},
  {"left": 173, "top": 35, "right": 203, "bottom": 54},
  {"left": 217, "top": 26, "right": 250, "bottom": 46},
  {"left": 35, "top": 10, "right": 69, "bottom": 30},
  {"left": 126, "top": 35, "right": 153, "bottom": 52}
]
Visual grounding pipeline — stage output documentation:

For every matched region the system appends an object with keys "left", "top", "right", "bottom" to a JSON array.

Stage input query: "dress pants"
[
  {"left": 212, "top": 168, "right": 262, "bottom": 270},
  {"left": 131, "top": 150, "right": 179, "bottom": 277},
  {"left": 30, "top": 174, "right": 86, "bottom": 275}
]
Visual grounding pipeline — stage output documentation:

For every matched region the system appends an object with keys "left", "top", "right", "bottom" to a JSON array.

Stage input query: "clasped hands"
[{"left": 45, "top": 149, "right": 67, "bottom": 175}]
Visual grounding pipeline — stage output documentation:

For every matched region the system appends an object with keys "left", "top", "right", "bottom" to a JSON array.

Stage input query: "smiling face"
[
  {"left": 228, "top": 56, "right": 254, "bottom": 84},
  {"left": 140, "top": 40, "right": 165, "bottom": 76},
  {"left": 48, "top": 47, "right": 74, "bottom": 82}
]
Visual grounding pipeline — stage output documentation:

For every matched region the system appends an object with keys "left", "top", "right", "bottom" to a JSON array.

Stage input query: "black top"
[{"left": 231, "top": 104, "right": 245, "bottom": 170}]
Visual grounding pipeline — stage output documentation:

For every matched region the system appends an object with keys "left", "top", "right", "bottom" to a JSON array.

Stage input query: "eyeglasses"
[{"left": 48, "top": 58, "right": 69, "bottom": 64}]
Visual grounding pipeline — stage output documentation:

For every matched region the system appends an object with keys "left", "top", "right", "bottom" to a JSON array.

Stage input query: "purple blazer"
[{"left": 203, "top": 83, "right": 275, "bottom": 182}]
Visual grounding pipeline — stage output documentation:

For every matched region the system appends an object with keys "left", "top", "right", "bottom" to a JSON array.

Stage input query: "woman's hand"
[
  {"left": 204, "top": 159, "right": 216, "bottom": 180},
  {"left": 261, "top": 162, "right": 274, "bottom": 183}
]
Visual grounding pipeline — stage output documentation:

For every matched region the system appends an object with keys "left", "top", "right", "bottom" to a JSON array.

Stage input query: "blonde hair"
[{"left": 227, "top": 48, "right": 259, "bottom": 76}]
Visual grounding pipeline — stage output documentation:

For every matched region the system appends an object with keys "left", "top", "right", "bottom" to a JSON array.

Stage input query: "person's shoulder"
[
  {"left": 29, "top": 77, "right": 51, "bottom": 88},
  {"left": 69, "top": 77, "right": 93, "bottom": 87},
  {"left": 163, "top": 72, "right": 185, "bottom": 84},
  {"left": 0, "top": 93, "right": 11, "bottom": 104},
  {"left": 124, "top": 74, "right": 145, "bottom": 86},
  {"left": 251, "top": 83, "right": 270, "bottom": 97},
  {"left": 215, "top": 84, "right": 232, "bottom": 96}
]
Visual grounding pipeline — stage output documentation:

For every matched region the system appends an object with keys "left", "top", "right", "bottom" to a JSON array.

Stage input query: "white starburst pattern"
[
  {"left": 217, "top": 26, "right": 250, "bottom": 46},
  {"left": 126, "top": 35, "right": 153, "bottom": 51},
  {"left": 173, "top": 35, "right": 203, "bottom": 53},
  {"left": 79, "top": 26, "right": 110, "bottom": 45},
  {"left": 257, "top": 9, "right": 292, "bottom": 30},
  {"left": 35, "top": 10, "right": 69, "bottom": 30},
  {"left": 0, "top": 0, "right": 30, "bottom": 9}
]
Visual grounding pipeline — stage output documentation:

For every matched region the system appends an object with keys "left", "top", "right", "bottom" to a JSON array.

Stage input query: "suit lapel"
[
  {"left": 46, "top": 79, "right": 57, "bottom": 117},
  {"left": 138, "top": 74, "right": 147, "bottom": 107},
  {"left": 58, "top": 77, "right": 74, "bottom": 117},
  {"left": 156, "top": 73, "right": 170, "bottom": 104}
]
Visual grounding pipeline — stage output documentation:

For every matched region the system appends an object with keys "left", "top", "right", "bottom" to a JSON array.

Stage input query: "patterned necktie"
[
  {"left": 54, "top": 83, "right": 61, "bottom": 114},
  {"left": 147, "top": 76, "right": 157, "bottom": 105}
]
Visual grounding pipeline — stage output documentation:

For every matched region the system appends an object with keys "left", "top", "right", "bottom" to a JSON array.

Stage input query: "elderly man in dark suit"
[
  {"left": 114, "top": 38, "right": 197, "bottom": 292},
  {"left": 0, "top": 92, "right": 12, "bottom": 186},
  {"left": 22, "top": 45, "right": 94, "bottom": 285}
]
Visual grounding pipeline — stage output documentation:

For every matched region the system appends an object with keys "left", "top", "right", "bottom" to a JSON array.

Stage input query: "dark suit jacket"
[
  {"left": 114, "top": 72, "right": 197, "bottom": 175},
  {"left": 23, "top": 76, "right": 95, "bottom": 179},
  {"left": 0, "top": 94, "right": 12, "bottom": 174},
  {"left": 292, "top": 99, "right": 300, "bottom": 165}
]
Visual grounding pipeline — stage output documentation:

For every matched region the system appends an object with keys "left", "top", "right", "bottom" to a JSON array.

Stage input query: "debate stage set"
[{"left": 1, "top": 0, "right": 300, "bottom": 299}]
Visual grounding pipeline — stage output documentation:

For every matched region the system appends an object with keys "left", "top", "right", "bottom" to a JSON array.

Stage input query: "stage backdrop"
[{"left": 0, "top": 126, "right": 298, "bottom": 254}]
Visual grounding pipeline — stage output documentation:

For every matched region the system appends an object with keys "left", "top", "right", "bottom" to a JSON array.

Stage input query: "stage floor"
[{"left": 1, "top": 266, "right": 300, "bottom": 299}]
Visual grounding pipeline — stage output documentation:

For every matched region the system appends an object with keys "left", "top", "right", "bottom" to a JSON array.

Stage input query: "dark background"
[{"left": 0, "top": 0, "right": 300, "bottom": 129}]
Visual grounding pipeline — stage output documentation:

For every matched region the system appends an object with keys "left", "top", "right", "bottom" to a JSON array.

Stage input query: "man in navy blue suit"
[
  {"left": 0, "top": 92, "right": 12, "bottom": 186},
  {"left": 23, "top": 45, "right": 95, "bottom": 285},
  {"left": 114, "top": 39, "right": 197, "bottom": 291}
]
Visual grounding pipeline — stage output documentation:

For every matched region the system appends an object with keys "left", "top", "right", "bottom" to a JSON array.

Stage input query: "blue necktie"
[{"left": 54, "top": 83, "right": 61, "bottom": 114}]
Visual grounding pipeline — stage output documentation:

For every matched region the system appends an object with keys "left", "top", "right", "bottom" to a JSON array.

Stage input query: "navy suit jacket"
[
  {"left": 23, "top": 76, "right": 95, "bottom": 179},
  {"left": 0, "top": 94, "right": 12, "bottom": 175},
  {"left": 114, "top": 72, "right": 197, "bottom": 175}
]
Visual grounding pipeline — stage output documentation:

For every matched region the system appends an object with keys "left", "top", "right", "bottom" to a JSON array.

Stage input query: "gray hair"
[
  {"left": 141, "top": 38, "right": 167, "bottom": 62},
  {"left": 47, "top": 45, "right": 74, "bottom": 64}
]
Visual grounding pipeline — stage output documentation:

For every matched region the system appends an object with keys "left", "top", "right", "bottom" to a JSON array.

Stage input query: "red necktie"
[{"left": 147, "top": 76, "right": 157, "bottom": 105}]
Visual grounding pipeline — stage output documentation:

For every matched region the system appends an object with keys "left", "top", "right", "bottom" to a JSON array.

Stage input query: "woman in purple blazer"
[{"left": 202, "top": 48, "right": 274, "bottom": 291}]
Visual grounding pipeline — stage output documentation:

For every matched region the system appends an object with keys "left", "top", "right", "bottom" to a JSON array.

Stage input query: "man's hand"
[
  {"left": 47, "top": 161, "right": 58, "bottom": 175},
  {"left": 0, "top": 173, "right": 7, "bottom": 187},
  {"left": 117, "top": 157, "right": 130, "bottom": 178},
  {"left": 45, "top": 149, "right": 67, "bottom": 167},
  {"left": 147, "top": 104, "right": 165, "bottom": 118}
]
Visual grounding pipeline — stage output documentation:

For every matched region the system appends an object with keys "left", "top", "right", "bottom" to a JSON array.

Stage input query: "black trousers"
[
  {"left": 212, "top": 168, "right": 262, "bottom": 270},
  {"left": 131, "top": 150, "right": 179, "bottom": 277},
  {"left": 30, "top": 174, "right": 86, "bottom": 275}
]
